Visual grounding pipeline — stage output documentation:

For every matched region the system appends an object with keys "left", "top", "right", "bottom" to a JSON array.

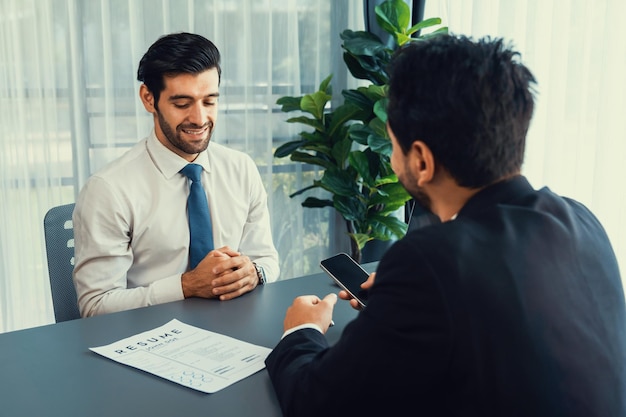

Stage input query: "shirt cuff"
[
  {"left": 281, "top": 323, "right": 324, "bottom": 339},
  {"left": 150, "top": 274, "right": 185, "bottom": 305}
]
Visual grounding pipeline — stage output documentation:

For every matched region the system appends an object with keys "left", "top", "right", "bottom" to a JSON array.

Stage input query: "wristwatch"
[{"left": 253, "top": 262, "right": 266, "bottom": 285}]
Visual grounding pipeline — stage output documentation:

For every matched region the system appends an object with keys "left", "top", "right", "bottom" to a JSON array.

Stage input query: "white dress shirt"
[{"left": 73, "top": 131, "right": 279, "bottom": 317}]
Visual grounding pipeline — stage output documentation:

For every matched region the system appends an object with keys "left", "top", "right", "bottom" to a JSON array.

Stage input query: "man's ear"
[
  {"left": 139, "top": 84, "right": 156, "bottom": 113},
  {"left": 411, "top": 141, "right": 436, "bottom": 186}
]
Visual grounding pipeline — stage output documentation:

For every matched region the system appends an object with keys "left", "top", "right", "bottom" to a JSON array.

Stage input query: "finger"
[
  {"left": 208, "top": 249, "right": 229, "bottom": 259},
  {"left": 295, "top": 295, "right": 321, "bottom": 306},
  {"left": 338, "top": 289, "right": 351, "bottom": 300},
  {"left": 362, "top": 272, "right": 376, "bottom": 289},
  {"left": 307, "top": 295, "right": 323, "bottom": 305},
  {"left": 218, "top": 284, "right": 250, "bottom": 301},
  {"left": 214, "top": 274, "right": 256, "bottom": 299},
  {"left": 322, "top": 293, "right": 338, "bottom": 306},
  {"left": 217, "top": 246, "right": 240, "bottom": 257},
  {"left": 212, "top": 256, "right": 247, "bottom": 276},
  {"left": 350, "top": 299, "right": 363, "bottom": 311},
  {"left": 212, "top": 267, "right": 247, "bottom": 288}
]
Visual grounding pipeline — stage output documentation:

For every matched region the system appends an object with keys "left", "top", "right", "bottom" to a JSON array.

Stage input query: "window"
[{"left": 0, "top": 0, "right": 364, "bottom": 332}]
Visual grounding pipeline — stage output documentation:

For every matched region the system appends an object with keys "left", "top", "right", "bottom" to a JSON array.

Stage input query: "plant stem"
[{"left": 346, "top": 219, "right": 362, "bottom": 263}]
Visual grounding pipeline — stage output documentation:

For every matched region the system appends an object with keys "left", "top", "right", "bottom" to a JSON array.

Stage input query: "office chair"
[{"left": 43, "top": 203, "right": 81, "bottom": 322}]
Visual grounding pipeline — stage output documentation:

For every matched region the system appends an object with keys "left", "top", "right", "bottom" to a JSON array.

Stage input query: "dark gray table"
[{"left": 0, "top": 263, "right": 377, "bottom": 417}]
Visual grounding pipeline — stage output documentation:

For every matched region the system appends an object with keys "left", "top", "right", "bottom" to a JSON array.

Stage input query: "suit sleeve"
[{"left": 265, "top": 238, "right": 452, "bottom": 417}]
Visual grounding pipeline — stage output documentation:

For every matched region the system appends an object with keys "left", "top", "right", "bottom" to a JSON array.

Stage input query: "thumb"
[{"left": 323, "top": 293, "right": 338, "bottom": 306}]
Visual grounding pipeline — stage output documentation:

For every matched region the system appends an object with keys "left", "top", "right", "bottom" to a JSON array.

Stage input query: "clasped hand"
[{"left": 182, "top": 246, "right": 259, "bottom": 300}]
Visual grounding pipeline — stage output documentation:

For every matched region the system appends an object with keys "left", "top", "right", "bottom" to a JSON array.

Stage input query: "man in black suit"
[{"left": 265, "top": 34, "right": 626, "bottom": 416}]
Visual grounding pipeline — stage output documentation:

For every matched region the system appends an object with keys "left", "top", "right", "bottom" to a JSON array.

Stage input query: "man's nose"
[{"left": 188, "top": 103, "right": 209, "bottom": 125}]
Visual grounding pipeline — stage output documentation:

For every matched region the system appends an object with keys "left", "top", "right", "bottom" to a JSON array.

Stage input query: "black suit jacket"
[{"left": 266, "top": 176, "right": 626, "bottom": 417}]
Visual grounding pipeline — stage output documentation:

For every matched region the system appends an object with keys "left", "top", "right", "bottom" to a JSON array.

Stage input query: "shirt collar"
[{"left": 146, "top": 130, "right": 212, "bottom": 179}]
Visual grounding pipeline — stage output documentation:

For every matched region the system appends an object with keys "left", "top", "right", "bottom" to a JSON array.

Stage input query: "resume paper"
[{"left": 90, "top": 319, "right": 271, "bottom": 393}]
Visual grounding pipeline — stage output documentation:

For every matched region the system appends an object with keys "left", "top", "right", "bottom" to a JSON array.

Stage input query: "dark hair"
[
  {"left": 137, "top": 32, "right": 221, "bottom": 106},
  {"left": 387, "top": 34, "right": 536, "bottom": 188}
]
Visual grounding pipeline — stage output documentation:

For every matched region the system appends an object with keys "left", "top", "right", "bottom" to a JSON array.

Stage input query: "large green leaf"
[
  {"left": 274, "top": 139, "right": 307, "bottom": 158},
  {"left": 363, "top": 147, "right": 383, "bottom": 182},
  {"left": 379, "top": 159, "right": 395, "bottom": 177},
  {"left": 342, "top": 89, "right": 375, "bottom": 116},
  {"left": 373, "top": 98, "right": 388, "bottom": 123},
  {"left": 331, "top": 136, "right": 353, "bottom": 167},
  {"left": 328, "top": 102, "right": 362, "bottom": 138},
  {"left": 407, "top": 17, "right": 443, "bottom": 37},
  {"left": 347, "top": 124, "right": 372, "bottom": 146},
  {"left": 349, "top": 150, "right": 373, "bottom": 185},
  {"left": 357, "top": 84, "right": 386, "bottom": 101},
  {"left": 351, "top": 54, "right": 390, "bottom": 81},
  {"left": 369, "top": 213, "right": 408, "bottom": 240},
  {"left": 286, "top": 115, "right": 324, "bottom": 132},
  {"left": 334, "top": 195, "right": 366, "bottom": 222},
  {"left": 369, "top": 116, "right": 388, "bottom": 138},
  {"left": 341, "top": 30, "right": 391, "bottom": 85},
  {"left": 373, "top": 173, "right": 399, "bottom": 186},
  {"left": 276, "top": 95, "right": 303, "bottom": 113},
  {"left": 368, "top": 133, "right": 392, "bottom": 156},
  {"left": 375, "top": 0, "right": 411, "bottom": 35},
  {"left": 301, "top": 91, "right": 331, "bottom": 120},
  {"left": 289, "top": 184, "right": 319, "bottom": 198},
  {"left": 321, "top": 169, "right": 359, "bottom": 196},
  {"left": 299, "top": 130, "right": 329, "bottom": 146},
  {"left": 418, "top": 27, "right": 449, "bottom": 40},
  {"left": 343, "top": 52, "right": 382, "bottom": 84},
  {"left": 340, "top": 29, "right": 386, "bottom": 58},
  {"left": 290, "top": 151, "right": 333, "bottom": 170},
  {"left": 370, "top": 181, "right": 411, "bottom": 209},
  {"left": 300, "top": 142, "right": 333, "bottom": 157},
  {"left": 318, "top": 74, "right": 333, "bottom": 94},
  {"left": 343, "top": 86, "right": 386, "bottom": 121},
  {"left": 349, "top": 233, "right": 373, "bottom": 250},
  {"left": 344, "top": 54, "right": 389, "bottom": 85},
  {"left": 396, "top": 33, "right": 411, "bottom": 46},
  {"left": 302, "top": 197, "right": 333, "bottom": 208}
]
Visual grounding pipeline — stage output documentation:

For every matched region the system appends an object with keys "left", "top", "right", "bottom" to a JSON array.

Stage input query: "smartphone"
[{"left": 320, "top": 252, "right": 370, "bottom": 308}]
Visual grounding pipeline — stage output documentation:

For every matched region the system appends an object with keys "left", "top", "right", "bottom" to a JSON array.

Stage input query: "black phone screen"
[{"left": 320, "top": 253, "right": 370, "bottom": 307}]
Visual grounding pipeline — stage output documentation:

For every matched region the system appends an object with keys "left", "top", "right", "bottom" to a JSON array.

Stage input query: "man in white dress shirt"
[{"left": 73, "top": 32, "right": 279, "bottom": 317}]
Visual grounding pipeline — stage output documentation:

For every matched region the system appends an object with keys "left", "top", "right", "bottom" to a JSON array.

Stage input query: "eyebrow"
[{"left": 168, "top": 93, "right": 220, "bottom": 101}]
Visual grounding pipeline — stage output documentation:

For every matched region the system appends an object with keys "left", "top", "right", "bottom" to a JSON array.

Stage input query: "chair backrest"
[{"left": 43, "top": 203, "right": 81, "bottom": 322}]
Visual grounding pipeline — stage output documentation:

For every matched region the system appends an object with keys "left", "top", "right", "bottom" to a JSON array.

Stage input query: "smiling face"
[{"left": 140, "top": 68, "right": 220, "bottom": 161}]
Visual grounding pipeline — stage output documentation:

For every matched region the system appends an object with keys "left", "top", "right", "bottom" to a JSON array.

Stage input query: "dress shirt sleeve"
[
  {"left": 73, "top": 177, "right": 184, "bottom": 317},
  {"left": 236, "top": 156, "right": 280, "bottom": 282},
  {"left": 281, "top": 323, "right": 324, "bottom": 339}
]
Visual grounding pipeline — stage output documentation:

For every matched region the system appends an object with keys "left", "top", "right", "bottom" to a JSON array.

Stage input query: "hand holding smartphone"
[{"left": 320, "top": 253, "right": 370, "bottom": 308}]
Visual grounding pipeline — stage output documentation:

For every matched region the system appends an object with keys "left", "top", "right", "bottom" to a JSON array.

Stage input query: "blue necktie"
[{"left": 180, "top": 163, "right": 214, "bottom": 269}]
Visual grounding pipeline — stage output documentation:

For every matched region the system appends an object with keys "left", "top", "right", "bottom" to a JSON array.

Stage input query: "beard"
[
  {"left": 398, "top": 160, "right": 433, "bottom": 213},
  {"left": 410, "top": 186, "right": 432, "bottom": 213},
  {"left": 156, "top": 109, "right": 213, "bottom": 155}
]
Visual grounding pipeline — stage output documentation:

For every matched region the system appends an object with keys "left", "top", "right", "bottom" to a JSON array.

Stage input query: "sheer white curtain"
[
  {"left": 8, "top": 0, "right": 618, "bottom": 334},
  {"left": 425, "top": 0, "right": 626, "bottom": 285},
  {"left": 0, "top": 0, "right": 364, "bottom": 332}
]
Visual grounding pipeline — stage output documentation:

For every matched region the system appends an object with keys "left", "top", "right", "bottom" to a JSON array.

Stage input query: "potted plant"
[{"left": 274, "top": 0, "right": 447, "bottom": 262}]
